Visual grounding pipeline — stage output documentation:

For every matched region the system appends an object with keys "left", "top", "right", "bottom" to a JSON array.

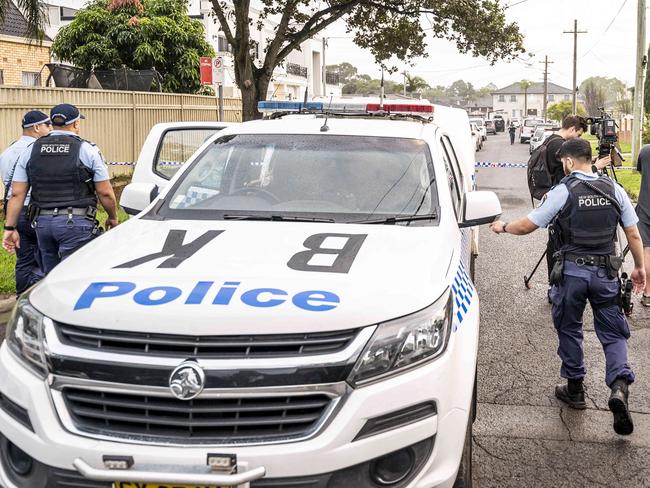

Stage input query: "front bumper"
[{"left": 0, "top": 310, "right": 478, "bottom": 488}]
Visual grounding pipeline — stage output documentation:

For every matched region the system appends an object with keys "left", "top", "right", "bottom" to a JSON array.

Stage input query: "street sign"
[
  {"left": 200, "top": 57, "right": 212, "bottom": 85},
  {"left": 213, "top": 56, "right": 225, "bottom": 85}
]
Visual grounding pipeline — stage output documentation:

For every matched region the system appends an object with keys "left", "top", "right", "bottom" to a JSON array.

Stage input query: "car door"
[{"left": 120, "top": 122, "right": 231, "bottom": 215}]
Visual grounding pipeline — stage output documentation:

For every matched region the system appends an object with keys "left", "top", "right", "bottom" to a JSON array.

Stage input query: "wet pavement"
[{"left": 473, "top": 132, "right": 650, "bottom": 487}]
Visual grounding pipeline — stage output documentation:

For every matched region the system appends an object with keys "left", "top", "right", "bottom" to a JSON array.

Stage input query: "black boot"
[
  {"left": 555, "top": 378, "right": 587, "bottom": 409},
  {"left": 609, "top": 378, "right": 634, "bottom": 435}
]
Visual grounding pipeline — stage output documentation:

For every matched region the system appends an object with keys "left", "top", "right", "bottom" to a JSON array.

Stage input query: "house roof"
[
  {"left": 492, "top": 81, "right": 573, "bottom": 95},
  {"left": 1, "top": 0, "right": 52, "bottom": 40}
]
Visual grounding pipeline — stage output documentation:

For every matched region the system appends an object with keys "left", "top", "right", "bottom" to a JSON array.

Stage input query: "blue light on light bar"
[{"left": 258, "top": 101, "right": 324, "bottom": 112}]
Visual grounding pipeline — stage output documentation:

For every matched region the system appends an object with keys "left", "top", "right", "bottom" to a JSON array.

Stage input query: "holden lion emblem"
[{"left": 169, "top": 361, "right": 205, "bottom": 400}]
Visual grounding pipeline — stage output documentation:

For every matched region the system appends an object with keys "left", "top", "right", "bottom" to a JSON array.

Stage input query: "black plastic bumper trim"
[{"left": 353, "top": 401, "right": 436, "bottom": 441}]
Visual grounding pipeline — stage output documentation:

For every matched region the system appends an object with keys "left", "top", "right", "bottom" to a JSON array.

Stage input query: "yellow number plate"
[{"left": 114, "top": 483, "right": 230, "bottom": 488}]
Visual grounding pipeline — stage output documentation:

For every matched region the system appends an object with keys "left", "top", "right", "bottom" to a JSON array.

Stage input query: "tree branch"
[
  {"left": 210, "top": 1, "right": 237, "bottom": 49},
  {"left": 262, "top": 1, "right": 299, "bottom": 74}
]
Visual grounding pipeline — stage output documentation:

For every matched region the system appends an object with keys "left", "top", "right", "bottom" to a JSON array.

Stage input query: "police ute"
[{"left": 0, "top": 99, "right": 502, "bottom": 488}]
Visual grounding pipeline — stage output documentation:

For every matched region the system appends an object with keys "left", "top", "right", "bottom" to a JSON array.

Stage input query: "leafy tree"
[
  {"left": 404, "top": 74, "right": 429, "bottom": 94},
  {"left": 579, "top": 76, "right": 626, "bottom": 115},
  {"left": 0, "top": 0, "right": 48, "bottom": 41},
  {"left": 326, "top": 62, "right": 358, "bottom": 84},
  {"left": 547, "top": 100, "right": 586, "bottom": 122},
  {"left": 51, "top": 0, "right": 215, "bottom": 94},
  {"left": 446, "top": 79, "right": 475, "bottom": 100},
  {"left": 211, "top": 1, "right": 524, "bottom": 120},
  {"left": 518, "top": 79, "right": 532, "bottom": 115}
]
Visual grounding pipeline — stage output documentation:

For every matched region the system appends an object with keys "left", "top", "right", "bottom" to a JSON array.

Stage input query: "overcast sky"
[{"left": 324, "top": 0, "right": 641, "bottom": 91}]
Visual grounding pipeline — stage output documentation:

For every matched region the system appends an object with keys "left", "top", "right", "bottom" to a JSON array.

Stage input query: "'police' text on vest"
[
  {"left": 578, "top": 194, "right": 612, "bottom": 208},
  {"left": 40, "top": 143, "right": 71, "bottom": 155}
]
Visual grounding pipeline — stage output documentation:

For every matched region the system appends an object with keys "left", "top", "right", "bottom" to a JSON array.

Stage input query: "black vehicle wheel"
[{"left": 453, "top": 397, "right": 474, "bottom": 488}]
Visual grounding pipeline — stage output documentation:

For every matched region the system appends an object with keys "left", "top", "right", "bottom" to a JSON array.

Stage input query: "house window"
[
  {"left": 217, "top": 35, "right": 233, "bottom": 53},
  {"left": 22, "top": 72, "right": 41, "bottom": 87},
  {"left": 0, "top": 70, "right": 4, "bottom": 85},
  {"left": 548, "top": 94, "right": 555, "bottom": 102},
  {"left": 498, "top": 95, "right": 505, "bottom": 102},
  {"left": 510, "top": 95, "right": 517, "bottom": 102},
  {"left": 564, "top": 94, "right": 570, "bottom": 100}
]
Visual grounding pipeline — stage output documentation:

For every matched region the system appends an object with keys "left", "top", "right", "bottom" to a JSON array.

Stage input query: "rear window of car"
[
  {"left": 524, "top": 119, "right": 543, "bottom": 127},
  {"left": 471, "top": 119, "right": 484, "bottom": 127}
]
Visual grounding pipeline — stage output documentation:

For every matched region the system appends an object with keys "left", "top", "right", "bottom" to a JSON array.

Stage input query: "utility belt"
[
  {"left": 27, "top": 205, "right": 102, "bottom": 237},
  {"left": 549, "top": 250, "right": 632, "bottom": 315}
]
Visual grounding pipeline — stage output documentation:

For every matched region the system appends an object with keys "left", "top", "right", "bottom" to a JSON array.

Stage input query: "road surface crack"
[
  {"left": 559, "top": 407, "right": 574, "bottom": 441},
  {"left": 472, "top": 435, "right": 510, "bottom": 463}
]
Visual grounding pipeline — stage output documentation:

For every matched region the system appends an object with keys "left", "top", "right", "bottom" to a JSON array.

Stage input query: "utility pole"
[
  {"left": 403, "top": 71, "right": 407, "bottom": 97},
  {"left": 632, "top": 0, "right": 647, "bottom": 164},
  {"left": 539, "top": 56, "right": 554, "bottom": 120},
  {"left": 321, "top": 37, "right": 327, "bottom": 97},
  {"left": 563, "top": 20, "right": 587, "bottom": 114}
]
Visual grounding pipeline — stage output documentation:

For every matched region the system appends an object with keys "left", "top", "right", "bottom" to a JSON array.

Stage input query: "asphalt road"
[{"left": 473, "top": 132, "right": 650, "bottom": 487}]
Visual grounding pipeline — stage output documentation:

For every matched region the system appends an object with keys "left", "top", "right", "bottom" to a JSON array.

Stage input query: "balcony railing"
[{"left": 286, "top": 62, "right": 308, "bottom": 78}]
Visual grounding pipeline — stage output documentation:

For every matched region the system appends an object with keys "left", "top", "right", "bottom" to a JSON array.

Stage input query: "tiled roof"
[
  {"left": 1, "top": 1, "right": 52, "bottom": 40},
  {"left": 492, "top": 81, "right": 573, "bottom": 95}
]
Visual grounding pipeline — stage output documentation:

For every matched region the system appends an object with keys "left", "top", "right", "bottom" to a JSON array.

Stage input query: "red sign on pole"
[{"left": 200, "top": 57, "right": 213, "bottom": 85}]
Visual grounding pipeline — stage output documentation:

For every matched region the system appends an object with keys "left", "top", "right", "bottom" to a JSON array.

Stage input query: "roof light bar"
[{"left": 257, "top": 100, "right": 434, "bottom": 116}]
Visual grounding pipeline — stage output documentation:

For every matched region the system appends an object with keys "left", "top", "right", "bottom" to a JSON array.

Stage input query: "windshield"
[
  {"left": 158, "top": 134, "right": 439, "bottom": 223},
  {"left": 534, "top": 128, "right": 545, "bottom": 138},
  {"left": 524, "top": 119, "right": 543, "bottom": 127}
]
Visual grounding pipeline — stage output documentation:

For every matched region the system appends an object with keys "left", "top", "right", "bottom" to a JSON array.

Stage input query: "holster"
[
  {"left": 26, "top": 204, "right": 38, "bottom": 224},
  {"left": 549, "top": 251, "right": 565, "bottom": 286},
  {"left": 606, "top": 255, "right": 623, "bottom": 279}
]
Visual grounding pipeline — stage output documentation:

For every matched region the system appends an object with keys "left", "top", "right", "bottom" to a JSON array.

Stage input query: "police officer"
[
  {"left": 0, "top": 111, "right": 51, "bottom": 293},
  {"left": 490, "top": 138, "right": 646, "bottom": 436},
  {"left": 2, "top": 104, "right": 119, "bottom": 274}
]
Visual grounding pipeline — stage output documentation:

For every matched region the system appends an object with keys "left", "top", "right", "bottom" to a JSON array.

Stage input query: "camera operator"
[
  {"left": 491, "top": 138, "right": 645, "bottom": 436},
  {"left": 636, "top": 143, "right": 650, "bottom": 306}
]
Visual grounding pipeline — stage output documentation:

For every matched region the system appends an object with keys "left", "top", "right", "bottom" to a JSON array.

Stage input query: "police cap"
[
  {"left": 50, "top": 104, "right": 86, "bottom": 126},
  {"left": 22, "top": 110, "right": 51, "bottom": 128},
  {"left": 557, "top": 138, "right": 592, "bottom": 161}
]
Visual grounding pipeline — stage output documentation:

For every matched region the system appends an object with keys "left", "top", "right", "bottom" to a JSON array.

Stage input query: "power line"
[
  {"left": 505, "top": 0, "right": 532, "bottom": 8},
  {"left": 581, "top": 0, "right": 628, "bottom": 59}
]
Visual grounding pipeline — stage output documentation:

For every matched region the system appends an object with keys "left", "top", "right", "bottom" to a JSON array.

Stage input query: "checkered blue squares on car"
[{"left": 451, "top": 263, "right": 474, "bottom": 331}]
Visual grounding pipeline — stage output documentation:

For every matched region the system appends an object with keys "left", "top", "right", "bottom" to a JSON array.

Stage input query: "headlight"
[
  {"left": 6, "top": 290, "right": 48, "bottom": 378},
  {"left": 348, "top": 290, "right": 453, "bottom": 387}
]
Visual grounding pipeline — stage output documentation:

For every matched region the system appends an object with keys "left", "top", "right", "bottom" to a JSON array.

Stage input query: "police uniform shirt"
[
  {"left": 0, "top": 135, "right": 36, "bottom": 204},
  {"left": 12, "top": 130, "right": 110, "bottom": 187},
  {"left": 528, "top": 170, "right": 639, "bottom": 229}
]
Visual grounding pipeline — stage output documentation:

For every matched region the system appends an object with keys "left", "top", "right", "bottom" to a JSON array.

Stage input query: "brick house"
[{"left": 0, "top": 1, "right": 52, "bottom": 87}]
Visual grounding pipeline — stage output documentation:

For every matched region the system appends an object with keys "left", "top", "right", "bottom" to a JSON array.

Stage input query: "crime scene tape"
[
  {"left": 475, "top": 162, "right": 638, "bottom": 171},
  {"left": 106, "top": 161, "right": 182, "bottom": 166}
]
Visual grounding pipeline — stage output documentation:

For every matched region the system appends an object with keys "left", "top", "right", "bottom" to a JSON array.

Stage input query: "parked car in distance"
[
  {"left": 470, "top": 122, "right": 483, "bottom": 151},
  {"left": 485, "top": 119, "right": 497, "bottom": 135},
  {"left": 529, "top": 125, "right": 558, "bottom": 154},
  {"left": 492, "top": 114, "right": 505, "bottom": 132},
  {"left": 469, "top": 118, "right": 487, "bottom": 141},
  {"left": 520, "top": 118, "right": 545, "bottom": 143}
]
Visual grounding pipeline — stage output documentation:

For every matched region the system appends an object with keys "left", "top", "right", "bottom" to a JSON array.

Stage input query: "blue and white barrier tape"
[{"left": 475, "top": 162, "right": 638, "bottom": 171}]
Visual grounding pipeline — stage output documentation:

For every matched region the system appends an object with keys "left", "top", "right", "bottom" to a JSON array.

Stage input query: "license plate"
[{"left": 114, "top": 483, "right": 230, "bottom": 488}]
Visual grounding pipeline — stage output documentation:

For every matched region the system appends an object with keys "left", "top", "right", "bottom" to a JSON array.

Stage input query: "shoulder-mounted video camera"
[{"left": 586, "top": 108, "right": 623, "bottom": 166}]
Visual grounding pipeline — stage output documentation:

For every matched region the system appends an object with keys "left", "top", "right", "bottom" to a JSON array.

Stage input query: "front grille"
[
  {"left": 56, "top": 323, "right": 358, "bottom": 358},
  {"left": 63, "top": 388, "right": 333, "bottom": 443}
]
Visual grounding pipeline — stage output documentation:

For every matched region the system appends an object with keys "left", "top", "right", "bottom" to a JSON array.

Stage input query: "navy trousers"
[
  {"left": 35, "top": 215, "right": 96, "bottom": 274},
  {"left": 550, "top": 261, "right": 635, "bottom": 387},
  {"left": 15, "top": 209, "right": 43, "bottom": 294}
]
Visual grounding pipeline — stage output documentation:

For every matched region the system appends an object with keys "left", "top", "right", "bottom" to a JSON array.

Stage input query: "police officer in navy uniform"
[
  {"left": 2, "top": 104, "right": 119, "bottom": 274},
  {"left": 0, "top": 111, "right": 51, "bottom": 293},
  {"left": 489, "top": 138, "right": 646, "bottom": 436}
]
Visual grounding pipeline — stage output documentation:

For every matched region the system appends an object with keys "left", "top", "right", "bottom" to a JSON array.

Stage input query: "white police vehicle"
[{"left": 0, "top": 99, "right": 502, "bottom": 488}]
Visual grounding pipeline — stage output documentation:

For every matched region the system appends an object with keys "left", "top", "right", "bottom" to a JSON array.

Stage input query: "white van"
[{"left": 0, "top": 100, "right": 501, "bottom": 488}]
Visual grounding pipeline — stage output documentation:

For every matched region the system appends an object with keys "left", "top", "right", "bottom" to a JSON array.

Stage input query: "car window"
[
  {"left": 159, "top": 134, "right": 439, "bottom": 223},
  {"left": 154, "top": 129, "right": 221, "bottom": 179},
  {"left": 471, "top": 120, "right": 484, "bottom": 127},
  {"left": 440, "top": 136, "right": 463, "bottom": 217}
]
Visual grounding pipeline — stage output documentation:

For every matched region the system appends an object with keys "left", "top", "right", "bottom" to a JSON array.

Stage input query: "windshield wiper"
[
  {"left": 350, "top": 213, "right": 438, "bottom": 225},
  {"left": 222, "top": 214, "right": 335, "bottom": 223}
]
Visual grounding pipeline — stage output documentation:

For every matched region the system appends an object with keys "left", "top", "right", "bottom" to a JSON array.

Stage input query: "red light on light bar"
[{"left": 365, "top": 103, "right": 434, "bottom": 113}]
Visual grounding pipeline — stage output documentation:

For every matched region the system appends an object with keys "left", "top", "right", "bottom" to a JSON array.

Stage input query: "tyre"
[{"left": 453, "top": 395, "right": 474, "bottom": 488}]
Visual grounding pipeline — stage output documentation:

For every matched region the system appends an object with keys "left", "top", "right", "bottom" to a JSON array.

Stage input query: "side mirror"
[
  {"left": 459, "top": 191, "right": 502, "bottom": 228},
  {"left": 120, "top": 182, "right": 159, "bottom": 216}
]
